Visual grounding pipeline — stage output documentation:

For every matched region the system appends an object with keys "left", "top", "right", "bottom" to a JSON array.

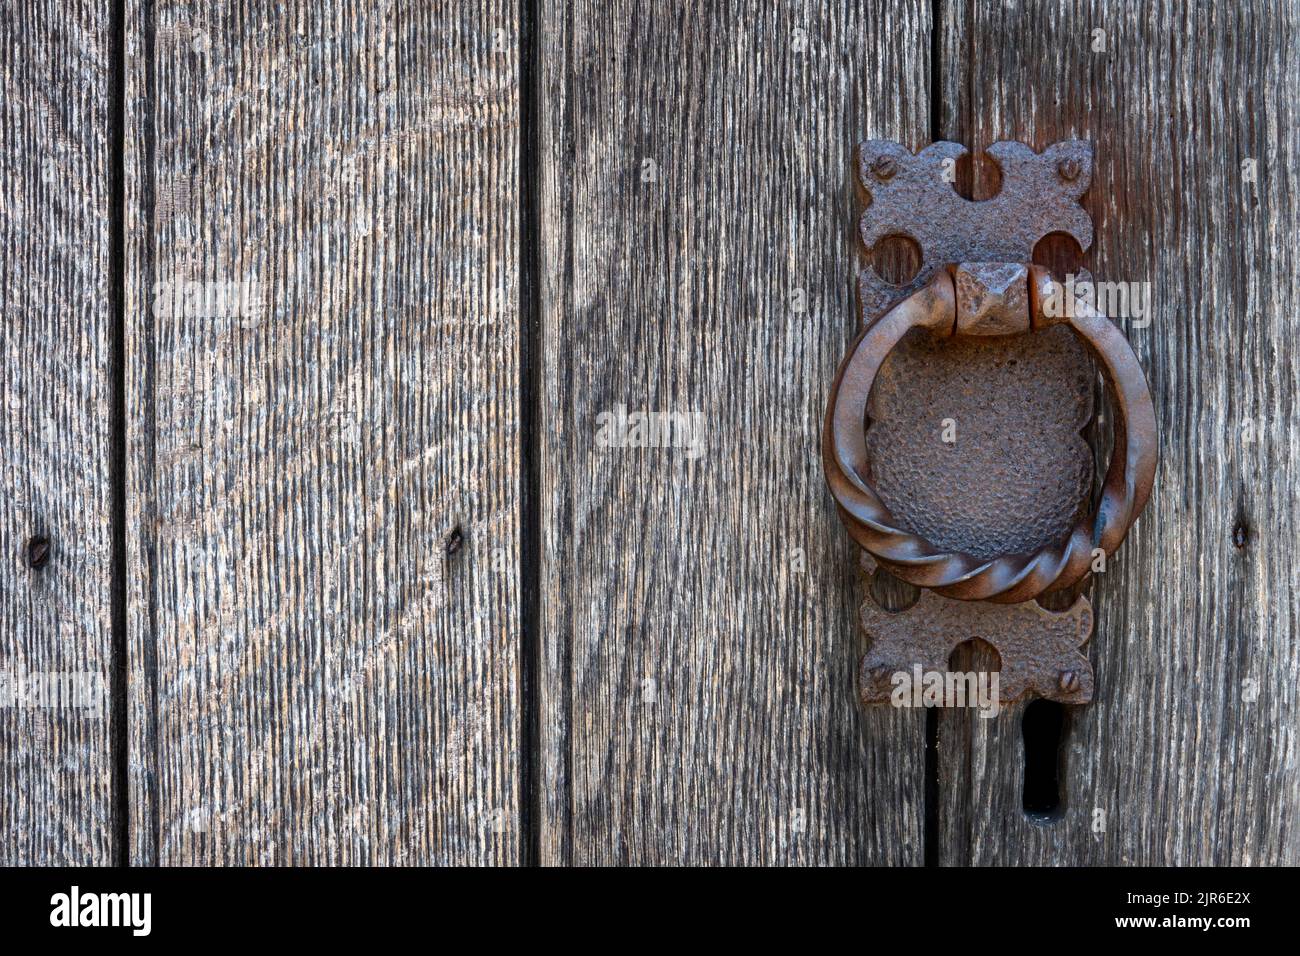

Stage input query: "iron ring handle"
[{"left": 823, "top": 264, "right": 1157, "bottom": 604}]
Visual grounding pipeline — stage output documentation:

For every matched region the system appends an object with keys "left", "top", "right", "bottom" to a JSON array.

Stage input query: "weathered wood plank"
[
  {"left": 937, "top": 0, "right": 1300, "bottom": 865},
  {"left": 538, "top": 0, "right": 933, "bottom": 864},
  {"left": 125, "top": 0, "right": 522, "bottom": 864},
  {"left": 0, "top": 0, "right": 116, "bottom": 865}
]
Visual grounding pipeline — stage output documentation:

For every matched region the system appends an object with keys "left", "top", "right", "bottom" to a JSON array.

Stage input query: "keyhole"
[{"left": 1022, "top": 699, "right": 1067, "bottom": 821}]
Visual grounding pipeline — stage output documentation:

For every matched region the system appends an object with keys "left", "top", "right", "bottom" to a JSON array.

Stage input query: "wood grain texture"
[
  {"left": 538, "top": 0, "right": 933, "bottom": 864},
  {"left": 4, "top": 0, "right": 1285, "bottom": 867},
  {"left": 0, "top": 0, "right": 115, "bottom": 865},
  {"left": 124, "top": 0, "right": 522, "bottom": 864},
  {"left": 935, "top": 0, "right": 1300, "bottom": 865}
]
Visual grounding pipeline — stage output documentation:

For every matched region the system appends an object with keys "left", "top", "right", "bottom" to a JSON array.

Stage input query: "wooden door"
[{"left": 1, "top": 0, "right": 1295, "bottom": 865}]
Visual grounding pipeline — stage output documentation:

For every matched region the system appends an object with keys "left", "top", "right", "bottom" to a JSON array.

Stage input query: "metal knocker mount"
[{"left": 824, "top": 140, "right": 1157, "bottom": 707}]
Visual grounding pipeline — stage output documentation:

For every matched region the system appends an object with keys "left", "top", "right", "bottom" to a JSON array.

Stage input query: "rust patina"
[{"left": 824, "top": 141, "right": 1157, "bottom": 706}]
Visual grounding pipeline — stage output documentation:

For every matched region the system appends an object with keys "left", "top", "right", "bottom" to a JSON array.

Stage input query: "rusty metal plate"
[
  {"left": 823, "top": 142, "right": 1156, "bottom": 706},
  {"left": 828, "top": 141, "right": 1106, "bottom": 706},
  {"left": 856, "top": 140, "right": 1093, "bottom": 320},
  {"left": 857, "top": 556, "right": 1095, "bottom": 706},
  {"left": 855, "top": 148, "right": 1100, "bottom": 568},
  {"left": 865, "top": 324, "right": 1094, "bottom": 561}
]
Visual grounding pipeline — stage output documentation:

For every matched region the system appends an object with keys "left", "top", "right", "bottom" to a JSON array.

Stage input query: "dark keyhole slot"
[{"left": 1022, "top": 699, "right": 1067, "bottom": 821}]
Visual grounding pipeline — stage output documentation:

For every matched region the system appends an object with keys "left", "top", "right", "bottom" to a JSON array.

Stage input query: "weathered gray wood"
[
  {"left": 124, "top": 0, "right": 522, "bottom": 864},
  {"left": 0, "top": 0, "right": 116, "bottom": 865},
  {"left": 936, "top": 0, "right": 1300, "bottom": 865},
  {"left": 537, "top": 0, "right": 933, "bottom": 864},
  {"left": 2, "top": 0, "right": 1278, "bottom": 867}
]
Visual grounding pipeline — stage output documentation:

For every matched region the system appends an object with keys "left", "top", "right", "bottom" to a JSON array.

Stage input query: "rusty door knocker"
[{"left": 823, "top": 141, "right": 1156, "bottom": 706}]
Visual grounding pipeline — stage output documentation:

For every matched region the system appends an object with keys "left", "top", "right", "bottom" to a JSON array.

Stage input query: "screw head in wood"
[
  {"left": 870, "top": 156, "right": 898, "bottom": 181},
  {"left": 26, "top": 535, "right": 51, "bottom": 570}
]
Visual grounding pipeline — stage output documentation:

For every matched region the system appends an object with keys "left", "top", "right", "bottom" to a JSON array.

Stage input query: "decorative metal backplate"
[
  {"left": 851, "top": 140, "right": 1099, "bottom": 707},
  {"left": 857, "top": 139, "right": 1093, "bottom": 320},
  {"left": 858, "top": 554, "right": 1094, "bottom": 706}
]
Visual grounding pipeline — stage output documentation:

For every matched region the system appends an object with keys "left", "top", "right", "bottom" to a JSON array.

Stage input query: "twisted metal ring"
[{"left": 823, "top": 265, "right": 1157, "bottom": 604}]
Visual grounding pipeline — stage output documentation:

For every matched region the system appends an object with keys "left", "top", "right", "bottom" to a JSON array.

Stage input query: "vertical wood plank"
[
  {"left": 125, "top": 0, "right": 522, "bottom": 864},
  {"left": 0, "top": 0, "right": 115, "bottom": 865},
  {"left": 538, "top": 0, "right": 933, "bottom": 864},
  {"left": 937, "top": 0, "right": 1299, "bottom": 865}
]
